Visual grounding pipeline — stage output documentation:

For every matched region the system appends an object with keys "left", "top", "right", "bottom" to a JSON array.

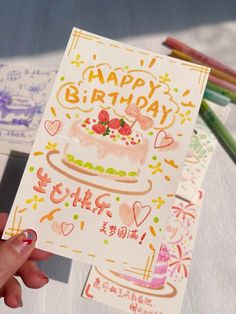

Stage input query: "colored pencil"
[
  {"left": 204, "top": 88, "right": 230, "bottom": 106},
  {"left": 164, "top": 37, "right": 236, "bottom": 79},
  {"left": 209, "top": 75, "right": 236, "bottom": 93},
  {"left": 169, "top": 50, "right": 236, "bottom": 94},
  {"left": 200, "top": 99, "right": 236, "bottom": 164},
  {"left": 170, "top": 49, "right": 236, "bottom": 86},
  {"left": 207, "top": 81, "right": 236, "bottom": 104}
]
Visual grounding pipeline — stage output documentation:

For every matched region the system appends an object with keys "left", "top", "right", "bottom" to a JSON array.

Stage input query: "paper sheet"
[{"left": 0, "top": 63, "right": 57, "bottom": 148}]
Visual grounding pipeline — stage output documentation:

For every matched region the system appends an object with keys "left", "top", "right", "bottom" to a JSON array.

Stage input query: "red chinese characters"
[
  {"left": 99, "top": 221, "right": 139, "bottom": 241},
  {"left": 32, "top": 167, "right": 112, "bottom": 217},
  {"left": 33, "top": 167, "right": 51, "bottom": 193},
  {"left": 91, "top": 277, "right": 160, "bottom": 314}
]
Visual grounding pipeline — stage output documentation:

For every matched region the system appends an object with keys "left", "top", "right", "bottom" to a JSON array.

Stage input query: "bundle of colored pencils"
[{"left": 163, "top": 37, "right": 236, "bottom": 163}]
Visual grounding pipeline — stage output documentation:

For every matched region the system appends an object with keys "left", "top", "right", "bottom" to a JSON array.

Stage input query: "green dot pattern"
[{"left": 73, "top": 214, "right": 79, "bottom": 220}]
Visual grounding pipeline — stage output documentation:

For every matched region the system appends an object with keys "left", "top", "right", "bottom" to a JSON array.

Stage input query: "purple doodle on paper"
[
  {"left": 7, "top": 70, "right": 21, "bottom": 81},
  {"left": 24, "top": 83, "right": 46, "bottom": 94},
  {"left": 0, "top": 90, "right": 12, "bottom": 106},
  {"left": 0, "top": 118, "right": 31, "bottom": 127},
  {"left": 0, "top": 89, "right": 43, "bottom": 120},
  {"left": 0, "top": 101, "right": 43, "bottom": 119}
]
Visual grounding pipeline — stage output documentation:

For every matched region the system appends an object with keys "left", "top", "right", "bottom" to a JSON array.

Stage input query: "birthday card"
[{"left": 3, "top": 28, "right": 209, "bottom": 275}]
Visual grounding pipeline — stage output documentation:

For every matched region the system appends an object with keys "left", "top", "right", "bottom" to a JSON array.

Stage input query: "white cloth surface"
[{"left": 0, "top": 1, "right": 236, "bottom": 313}]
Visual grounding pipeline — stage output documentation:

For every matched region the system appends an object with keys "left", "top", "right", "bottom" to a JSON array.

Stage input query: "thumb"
[{"left": 0, "top": 230, "right": 37, "bottom": 288}]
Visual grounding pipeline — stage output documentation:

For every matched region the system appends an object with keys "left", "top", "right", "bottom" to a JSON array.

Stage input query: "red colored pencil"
[{"left": 163, "top": 37, "right": 236, "bottom": 79}]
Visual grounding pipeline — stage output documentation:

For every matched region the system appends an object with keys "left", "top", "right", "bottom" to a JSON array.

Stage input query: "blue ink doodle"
[
  {"left": 7, "top": 70, "right": 21, "bottom": 81},
  {"left": 0, "top": 90, "right": 12, "bottom": 106},
  {"left": 24, "top": 83, "right": 46, "bottom": 94},
  {"left": 0, "top": 91, "right": 44, "bottom": 119},
  {"left": 0, "top": 118, "right": 31, "bottom": 127},
  {"left": 0, "top": 101, "right": 43, "bottom": 119}
]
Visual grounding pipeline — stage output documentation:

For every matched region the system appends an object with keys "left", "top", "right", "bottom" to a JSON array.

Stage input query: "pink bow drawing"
[{"left": 125, "top": 104, "right": 154, "bottom": 130}]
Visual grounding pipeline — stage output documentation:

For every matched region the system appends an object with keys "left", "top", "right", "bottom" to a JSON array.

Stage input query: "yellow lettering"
[
  {"left": 132, "top": 78, "right": 145, "bottom": 90},
  {"left": 120, "top": 75, "right": 133, "bottom": 87},
  {"left": 88, "top": 68, "right": 104, "bottom": 84},
  {"left": 91, "top": 89, "right": 105, "bottom": 104},
  {"left": 148, "top": 81, "right": 161, "bottom": 99},
  {"left": 108, "top": 92, "right": 119, "bottom": 105},
  {"left": 120, "top": 94, "right": 133, "bottom": 106},
  {"left": 135, "top": 96, "right": 148, "bottom": 109},
  {"left": 82, "top": 95, "right": 87, "bottom": 104},
  {"left": 147, "top": 101, "right": 159, "bottom": 118},
  {"left": 107, "top": 72, "right": 118, "bottom": 86},
  {"left": 160, "top": 105, "right": 172, "bottom": 125},
  {"left": 65, "top": 85, "right": 79, "bottom": 103}
]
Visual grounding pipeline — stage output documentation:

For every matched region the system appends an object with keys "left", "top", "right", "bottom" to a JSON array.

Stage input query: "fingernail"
[
  {"left": 15, "top": 295, "right": 23, "bottom": 307},
  {"left": 39, "top": 272, "right": 49, "bottom": 284},
  {"left": 10, "top": 229, "right": 37, "bottom": 255}
]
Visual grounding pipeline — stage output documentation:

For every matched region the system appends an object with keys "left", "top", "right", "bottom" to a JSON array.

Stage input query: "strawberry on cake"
[{"left": 62, "top": 109, "right": 149, "bottom": 183}]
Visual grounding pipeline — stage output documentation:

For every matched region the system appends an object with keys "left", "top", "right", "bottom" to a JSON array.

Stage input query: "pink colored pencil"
[
  {"left": 169, "top": 50, "right": 236, "bottom": 94},
  {"left": 163, "top": 37, "right": 236, "bottom": 79},
  {"left": 209, "top": 75, "right": 236, "bottom": 93}
]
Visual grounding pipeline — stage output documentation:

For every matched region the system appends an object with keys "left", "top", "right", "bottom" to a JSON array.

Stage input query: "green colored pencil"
[
  {"left": 200, "top": 99, "right": 236, "bottom": 164},
  {"left": 207, "top": 81, "right": 236, "bottom": 104}
]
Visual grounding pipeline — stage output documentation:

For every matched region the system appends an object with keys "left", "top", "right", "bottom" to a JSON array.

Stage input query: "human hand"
[{"left": 0, "top": 213, "right": 53, "bottom": 308}]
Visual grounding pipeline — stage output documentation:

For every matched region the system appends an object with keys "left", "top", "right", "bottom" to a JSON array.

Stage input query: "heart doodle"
[
  {"left": 61, "top": 222, "right": 74, "bottom": 236},
  {"left": 119, "top": 203, "right": 140, "bottom": 227},
  {"left": 154, "top": 130, "right": 174, "bottom": 149},
  {"left": 44, "top": 120, "right": 61, "bottom": 136},
  {"left": 133, "top": 201, "right": 151, "bottom": 227}
]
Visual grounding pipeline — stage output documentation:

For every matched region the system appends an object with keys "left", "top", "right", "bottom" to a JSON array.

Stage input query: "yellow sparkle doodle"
[
  {"left": 50, "top": 106, "right": 57, "bottom": 117},
  {"left": 159, "top": 73, "right": 171, "bottom": 83},
  {"left": 33, "top": 151, "right": 44, "bottom": 156},
  {"left": 40, "top": 208, "right": 61, "bottom": 223},
  {"left": 71, "top": 54, "right": 85, "bottom": 68},
  {"left": 45, "top": 141, "right": 58, "bottom": 150},
  {"left": 164, "top": 158, "right": 179, "bottom": 169},
  {"left": 25, "top": 195, "right": 44, "bottom": 209},
  {"left": 181, "top": 101, "right": 195, "bottom": 108},
  {"left": 148, "top": 161, "right": 163, "bottom": 175},
  {"left": 179, "top": 110, "right": 192, "bottom": 124},
  {"left": 152, "top": 197, "right": 165, "bottom": 209}
]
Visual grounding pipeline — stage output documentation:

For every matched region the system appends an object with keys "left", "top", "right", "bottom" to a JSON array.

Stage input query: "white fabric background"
[{"left": 0, "top": 1, "right": 236, "bottom": 313}]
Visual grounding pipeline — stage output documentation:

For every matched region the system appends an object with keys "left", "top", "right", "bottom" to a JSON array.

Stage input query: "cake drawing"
[
  {"left": 113, "top": 244, "right": 170, "bottom": 289},
  {"left": 62, "top": 105, "right": 153, "bottom": 183}
]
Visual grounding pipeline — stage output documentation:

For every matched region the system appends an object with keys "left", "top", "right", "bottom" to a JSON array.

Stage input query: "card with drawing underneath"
[
  {"left": 83, "top": 190, "right": 204, "bottom": 314},
  {"left": 177, "top": 102, "right": 230, "bottom": 200},
  {"left": 3, "top": 28, "right": 209, "bottom": 274}
]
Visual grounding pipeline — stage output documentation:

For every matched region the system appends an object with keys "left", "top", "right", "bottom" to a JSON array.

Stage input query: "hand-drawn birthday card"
[
  {"left": 0, "top": 64, "right": 57, "bottom": 146},
  {"left": 3, "top": 28, "right": 209, "bottom": 274},
  {"left": 83, "top": 190, "right": 204, "bottom": 314}
]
